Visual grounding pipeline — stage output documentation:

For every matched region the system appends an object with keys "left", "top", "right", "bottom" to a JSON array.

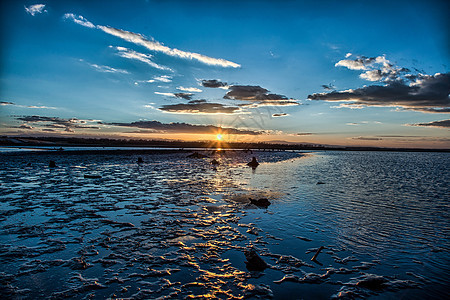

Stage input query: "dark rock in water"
[
  {"left": 187, "top": 152, "right": 207, "bottom": 159},
  {"left": 84, "top": 174, "right": 102, "bottom": 179},
  {"left": 49, "top": 161, "right": 56, "bottom": 168},
  {"left": 211, "top": 159, "right": 220, "bottom": 165},
  {"left": 355, "top": 274, "right": 389, "bottom": 290},
  {"left": 316, "top": 181, "right": 326, "bottom": 185},
  {"left": 244, "top": 248, "right": 268, "bottom": 271},
  {"left": 249, "top": 198, "right": 271, "bottom": 208},
  {"left": 247, "top": 157, "right": 259, "bottom": 168},
  {"left": 137, "top": 157, "right": 144, "bottom": 163}
]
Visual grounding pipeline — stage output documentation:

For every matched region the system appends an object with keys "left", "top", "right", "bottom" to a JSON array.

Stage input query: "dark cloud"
[
  {"left": 296, "top": 132, "right": 313, "bottom": 136},
  {"left": 224, "top": 85, "right": 299, "bottom": 107},
  {"left": 308, "top": 73, "right": 450, "bottom": 112},
  {"left": 409, "top": 119, "right": 450, "bottom": 128},
  {"left": 1, "top": 101, "right": 15, "bottom": 105},
  {"left": 272, "top": 113, "right": 289, "bottom": 117},
  {"left": 173, "top": 93, "right": 193, "bottom": 100},
  {"left": 159, "top": 100, "right": 239, "bottom": 114},
  {"left": 321, "top": 84, "right": 335, "bottom": 91},
  {"left": 352, "top": 136, "right": 383, "bottom": 141},
  {"left": 107, "top": 120, "right": 262, "bottom": 135},
  {"left": 15, "top": 115, "right": 100, "bottom": 132},
  {"left": 224, "top": 85, "right": 287, "bottom": 101},
  {"left": 201, "top": 79, "right": 228, "bottom": 88}
]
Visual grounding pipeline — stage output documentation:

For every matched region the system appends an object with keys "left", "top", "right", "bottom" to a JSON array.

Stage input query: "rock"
[
  {"left": 49, "top": 161, "right": 56, "bottom": 168},
  {"left": 247, "top": 157, "right": 259, "bottom": 168},
  {"left": 187, "top": 152, "right": 207, "bottom": 159},
  {"left": 316, "top": 181, "right": 326, "bottom": 185},
  {"left": 137, "top": 157, "right": 144, "bottom": 163},
  {"left": 249, "top": 198, "right": 271, "bottom": 208},
  {"left": 355, "top": 274, "right": 389, "bottom": 290},
  {"left": 244, "top": 248, "right": 268, "bottom": 271},
  {"left": 211, "top": 159, "right": 220, "bottom": 165}
]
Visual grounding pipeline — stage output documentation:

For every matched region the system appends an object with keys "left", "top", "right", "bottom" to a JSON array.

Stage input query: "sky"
[{"left": 1, "top": 0, "right": 449, "bottom": 148}]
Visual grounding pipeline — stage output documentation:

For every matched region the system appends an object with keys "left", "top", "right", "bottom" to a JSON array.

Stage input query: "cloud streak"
[
  {"left": 1, "top": 101, "right": 56, "bottom": 109},
  {"left": 64, "top": 13, "right": 240, "bottom": 68},
  {"left": 105, "top": 120, "right": 262, "bottom": 135},
  {"left": 63, "top": 13, "right": 95, "bottom": 28},
  {"left": 113, "top": 46, "right": 171, "bottom": 71},
  {"left": 408, "top": 119, "right": 450, "bottom": 128},
  {"left": 15, "top": 116, "right": 100, "bottom": 133},
  {"left": 82, "top": 60, "right": 129, "bottom": 74}
]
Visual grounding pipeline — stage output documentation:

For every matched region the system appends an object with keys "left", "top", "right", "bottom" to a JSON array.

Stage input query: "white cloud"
[
  {"left": 63, "top": 13, "right": 95, "bottom": 28},
  {"left": 25, "top": 4, "right": 47, "bottom": 16},
  {"left": 359, "top": 70, "right": 383, "bottom": 81},
  {"left": 335, "top": 59, "right": 368, "bottom": 70},
  {"left": 177, "top": 86, "right": 202, "bottom": 93},
  {"left": 154, "top": 92, "right": 175, "bottom": 97},
  {"left": 87, "top": 62, "right": 129, "bottom": 74},
  {"left": 345, "top": 53, "right": 352, "bottom": 58},
  {"left": 97, "top": 25, "right": 240, "bottom": 68},
  {"left": 113, "top": 46, "right": 172, "bottom": 71},
  {"left": 154, "top": 75, "right": 172, "bottom": 83}
]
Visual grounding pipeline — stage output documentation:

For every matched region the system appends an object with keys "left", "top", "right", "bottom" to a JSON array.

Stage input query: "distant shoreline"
[{"left": 0, "top": 136, "right": 449, "bottom": 153}]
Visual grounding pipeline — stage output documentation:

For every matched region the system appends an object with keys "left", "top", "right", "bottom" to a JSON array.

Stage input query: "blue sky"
[{"left": 1, "top": 0, "right": 449, "bottom": 148}]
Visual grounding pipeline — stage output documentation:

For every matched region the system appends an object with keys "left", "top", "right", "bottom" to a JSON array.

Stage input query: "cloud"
[
  {"left": 83, "top": 60, "right": 129, "bottom": 74},
  {"left": 25, "top": 4, "right": 47, "bottom": 16},
  {"left": 154, "top": 92, "right": 192, "bottom": 99},
  {"left": 159, "top": 100, "right": 240, "bottom": 114},
  {"left": 322, "top": 84, "right": 335, "bottom": 91},
  {"left": 352, "top": 136, "right": 383, "bottom": 141},
  {"left": 335, "top": 56, "right": 377, "bottom": 70},
  {"left": 154, "top": 92, "right": 175, "bottom": 97},
  {"left": 113, "top": 46, "right": 171, "bottom": 71},
  {"left": 174, "top": 93, "right": 193, "bottom": 100},
  {"left": 154, "top": 75, "right": 172, "bottom": 83},
  {"left": 272, "top": 113, "right": 289, "bottom": 117},
  {"left": 296, "top": 132, "right": 313, "bottom": 136},
  {"left": 1, "top": 101, "right": 56, "bottom": 109},
  {"left": 308, "top": 73, "right": 450, "bottom": 113},
  {"left": 408, "top": 119, "right": 450, "bottom": 128},
  {"left": 224, "top": 85, "right": 299, "bottom": 107},
  {"left": 177, "top": 86, "right": 202, "bottom": 93},
  {"left": 105, "top": 120, "right": 262, "bottom": 135},
  {"left": 335, "top": 55, "right": 411, "bottom": 83},
  {"left": 201, "top": 79, "right": 229, "bottom": 88},
  {"left": 346, "top": 123, "right": 359, "bottom": 126},
  {"left": 15, "top": 115, "right": 100, "bottom": 132},
  {"left": 63, "top": 13, "right": 95, "bottom": 28},
  {"left": 64, "top": 13, "right": 239, "bottom": 68},
  {"left": 97, "top": 26, "right": 240, "bottom": 68}
]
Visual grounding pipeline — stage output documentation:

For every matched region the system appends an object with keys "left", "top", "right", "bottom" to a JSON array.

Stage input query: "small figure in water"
[
  {"left": 49, "top": 161, "right": 56, "bottom": 168},
  {"left": 211, "top": 159, "right": 220, "bottom": 165},
  {"left": 247, "top": 157, "right": 259, "bottom": 168},
  {"left": 137, "top": 157, "right": 144, "bottom": 163}
]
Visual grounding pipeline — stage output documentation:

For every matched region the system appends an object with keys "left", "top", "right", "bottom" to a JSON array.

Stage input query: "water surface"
[{"left": 0, "top": 150, "right": 448, "bottom": 299}]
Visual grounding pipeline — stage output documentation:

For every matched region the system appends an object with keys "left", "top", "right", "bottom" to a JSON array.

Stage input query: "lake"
[{"left": 0, "top": 150, "right": 448, "bottom": 299}]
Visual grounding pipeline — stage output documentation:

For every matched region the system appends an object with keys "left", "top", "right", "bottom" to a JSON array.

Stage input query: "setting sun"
[{"left": 216, "top": 134, "right": 223, "bottom": 141}]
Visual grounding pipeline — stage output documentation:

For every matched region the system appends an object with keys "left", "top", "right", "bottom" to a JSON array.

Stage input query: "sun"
[{"left": 216, "top": 134, "right": 223, "bottom": 141}]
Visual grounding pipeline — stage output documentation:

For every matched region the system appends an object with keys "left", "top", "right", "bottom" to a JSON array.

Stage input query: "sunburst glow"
[{"left": 216, "top": 134, "right": 223, "bottom": 141}]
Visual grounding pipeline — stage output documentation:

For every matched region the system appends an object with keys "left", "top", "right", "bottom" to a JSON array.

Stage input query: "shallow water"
[{"left": 0, "top": 150, "right": 448, "bottom": 299}]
